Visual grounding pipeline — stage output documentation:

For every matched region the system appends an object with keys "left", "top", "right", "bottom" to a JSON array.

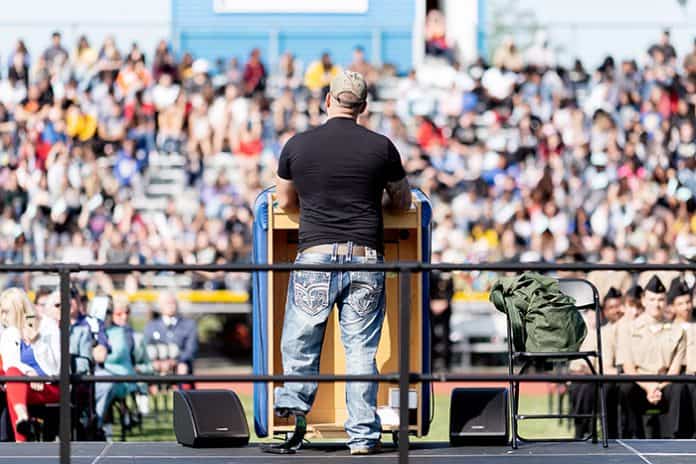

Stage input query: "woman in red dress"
[{"left": 0, "top": 288, "right": 60, "bottom": 441}]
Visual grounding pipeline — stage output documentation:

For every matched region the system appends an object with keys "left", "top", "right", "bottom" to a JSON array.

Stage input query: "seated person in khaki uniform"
[
  {"left": 614, "top": 285, "right": 643, "bottom": 346},
  {"left": 666, "top": 277, "right": 696, "bottom": 438},
  {"left": 616, "top": 275, "right": 692, "bottom": 438},
  {"left": 569, "top": 287, "right": 623, "bottom": 439},
  {"left": 665, "top": 278, "right": 693, "bottom": 330},
  {"left": 622, "top": 285, "right": 644, "bottom": 322}
]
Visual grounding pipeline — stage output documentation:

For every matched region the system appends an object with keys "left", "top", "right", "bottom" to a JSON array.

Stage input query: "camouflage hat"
[{"left": 329, "top": 70, "right": 367, "bottom": 107}]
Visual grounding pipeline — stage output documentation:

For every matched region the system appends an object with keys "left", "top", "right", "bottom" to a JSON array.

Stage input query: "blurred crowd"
[
  {"left": 0, "top": 285, "right": 197, "bottom": 441},
  {"left": 419, "top": 28, "right": 696, "bottom": 294},
  {"left": 1, "top": 27, "right": 696, "bottom": 295}
]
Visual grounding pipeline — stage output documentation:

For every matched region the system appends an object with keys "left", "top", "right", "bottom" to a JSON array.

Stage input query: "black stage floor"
[{"left": 1, "top": 440, "right": 695, "bottom": 463}]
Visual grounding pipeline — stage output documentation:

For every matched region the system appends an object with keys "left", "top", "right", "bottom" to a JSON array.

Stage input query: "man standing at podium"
[{"left": 266, "top": 70, "right": 411, "bottom": 455}]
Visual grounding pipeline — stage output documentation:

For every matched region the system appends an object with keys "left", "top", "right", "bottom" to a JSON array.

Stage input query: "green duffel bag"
[{"left": 489, "top": 272, "right": 587, "bottom": 353}]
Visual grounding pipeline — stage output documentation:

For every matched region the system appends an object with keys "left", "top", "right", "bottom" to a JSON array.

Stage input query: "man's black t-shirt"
[{"left": 277, "top": 117, "right": 406, "bottom": 253}]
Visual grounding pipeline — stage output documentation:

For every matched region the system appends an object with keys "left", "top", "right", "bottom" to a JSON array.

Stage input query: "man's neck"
[{"left": 327, "top": 113, "right": 356, "bottom": 121}]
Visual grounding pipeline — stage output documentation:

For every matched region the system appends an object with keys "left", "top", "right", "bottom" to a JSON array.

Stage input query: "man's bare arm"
[
  {"left": 276, "top": 176, "right": 299, "bottom": 211},
  {"left": 383, "top": 177, "right": 411, "bottom": 212}
]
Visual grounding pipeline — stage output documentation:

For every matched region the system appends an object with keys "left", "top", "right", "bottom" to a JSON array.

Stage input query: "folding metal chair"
[
  {"left": 546, "top": 363, "right": 572, "bottom": 429},
  {"left": 32, "top": 354, "right": 98, "bottom": 441},
  {"left": 507, "top": 278, "right": 608, "bottom": 448}
]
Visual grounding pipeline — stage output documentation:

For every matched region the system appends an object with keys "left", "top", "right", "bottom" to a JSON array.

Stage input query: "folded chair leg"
[
  {"left": 508, "top": 358, "right": 518, "bottom": 449},
  {"left": 513, "top": 361, "right": 533, "bottom": 447},
  {"left": 591, "top": 381, "right": 598, "bottom": 444},
  {"left": 598, "top": 381, "right": 609, "bottom": 447},
  {"left": 558, "top": 382, "right": 564, "bottom": 426},
  {"left": 510, "top": 379, "right": 518, "bottom": 449},
  {"left": 154, "top": 390, "right": 160, "bottom": 424},
  {"left": 120, "top": 401, "right": 127, "bottom": 442}
]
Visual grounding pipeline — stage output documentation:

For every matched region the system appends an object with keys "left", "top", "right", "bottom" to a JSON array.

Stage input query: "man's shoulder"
[
  {"left": 283, "top": 126, "right": 325, "bottom": 151},
  {"left": 342, "top": 123, "right": 395, "bottom": 158},
  {"left": 293, "top": 118, "right": 390, "bottom": 139},
  {"left": 348, "top": 122, "right": 390, "bottom": 142},
  {"left": 666, "top": 321, "right": 686, "bottom": 338},
  {"left": 179, "top": 317, "right": 197, "bottom": 330},
  {"left": 287, "top": 120, "right": 395, "bottom": 165},
  {"left": 85, "top": 315, "right": 102, "bottom": 332},
  {"left": 71, "top": 323, "right": 91, "bottom": 337},
  {"left": 291, "top": 125, "right": 324, "bottom": 141},
  {"left": 143, "top": 319, "right": 163, "bottom": 332},
  {"left": 632, "top": 314, "right": 649, "bottom": 331},
  {"left": 601, "top": 321, "right": 616, "bottom": 336}
]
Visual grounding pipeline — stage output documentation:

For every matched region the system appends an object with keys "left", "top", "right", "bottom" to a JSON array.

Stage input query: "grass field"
[{"left": 115, "top": 391, "right": 574, "bottom": 443}]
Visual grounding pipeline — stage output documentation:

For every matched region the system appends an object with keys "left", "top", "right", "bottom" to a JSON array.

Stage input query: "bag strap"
[
  {"left": 505, "top": 291, "right": 526, "bottom": 352},
  {"left": 489, "top": 276, "right": 527, "bottom": 352}
]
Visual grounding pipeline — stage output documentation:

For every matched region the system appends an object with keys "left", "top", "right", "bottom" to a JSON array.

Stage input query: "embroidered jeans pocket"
[
  {"left": 293, "top": 270, "right": 331, "bottom": 316},
  {"left": 348, "top": 271, "right": 385, "bottom": 316}
]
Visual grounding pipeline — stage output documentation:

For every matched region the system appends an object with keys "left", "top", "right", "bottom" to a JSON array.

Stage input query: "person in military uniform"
[
  {"left": 615, "top": 285, "right": 643, "bottom": 347},
  {"left": 666, "top": 277, "right": 696, "bottom": 438},
  {"left": 616, "top": 275, "right": 692, "bottom": 438},
  {"left": 622, "top": 285, "right": 644, "bottom": 321},
  {"left": 429, "top": 249, "right": 454, "bottom": 372},
  {"left": 569, "top": 287, "right": 623, "bottom": 438},
  {"left": 666, "top": 278, "right": 693, "bottom": 327}
]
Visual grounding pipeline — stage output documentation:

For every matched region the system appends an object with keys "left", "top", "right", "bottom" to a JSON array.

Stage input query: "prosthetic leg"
[{"left": 262, "top": 410, "right": 307, "bottom": 454}]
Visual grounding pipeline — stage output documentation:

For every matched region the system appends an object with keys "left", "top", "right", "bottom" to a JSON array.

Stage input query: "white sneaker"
[
  {"left": 350, "top": 442, "right": 382, "bottom": 455},
  {"left": 136, "top": 394, "right": 150, "bottom": 415}
]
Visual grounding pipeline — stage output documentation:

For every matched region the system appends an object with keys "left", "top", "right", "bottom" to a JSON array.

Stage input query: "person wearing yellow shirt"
[
  {"left": 304, "top": 53, "right": 341, "bottom": 95},
  {"left": 65, "top": 105, "right": 97, "bottom": 142}
]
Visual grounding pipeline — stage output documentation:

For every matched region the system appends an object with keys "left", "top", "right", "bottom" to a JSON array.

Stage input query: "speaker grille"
[
  {"left": 187, "top": 391, "right": 248, "bottom": 436},
  {"left": 450, "top": 388, "right": 508, "bottom": 440}
]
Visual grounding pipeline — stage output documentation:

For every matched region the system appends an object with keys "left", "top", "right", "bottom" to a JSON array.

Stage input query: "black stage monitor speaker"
[
  {"left": 174, "top": 389, "right": 249, "bottom": 447},
  {"left": 449, "top": 387, "right": 509, "bottom": 446}
]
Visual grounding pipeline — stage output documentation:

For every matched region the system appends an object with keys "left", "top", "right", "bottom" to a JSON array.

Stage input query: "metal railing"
[{"left": 1, "top": 261, "right": 695, "bottom": 464}]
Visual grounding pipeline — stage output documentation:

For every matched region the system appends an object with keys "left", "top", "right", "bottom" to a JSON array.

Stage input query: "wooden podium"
[{"left": 252, "top": 189, "right": 432, "bottom": 440}]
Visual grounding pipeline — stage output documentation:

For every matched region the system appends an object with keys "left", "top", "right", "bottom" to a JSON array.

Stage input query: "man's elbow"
[
  {"left": 277, "top": 195, "right": 297, "bottom": 211},
  {"left": 276, "top": 196, "right": 290, "bottom": 210},
  {"left": 397, "top": 192, "right": 412, "bottom": 211},
  {"left": 387, "top": 192, "right": 411, "bottom": 212}
]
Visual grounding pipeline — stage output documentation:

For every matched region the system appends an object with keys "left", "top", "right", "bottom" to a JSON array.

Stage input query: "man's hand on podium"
[
  {"left": 276, "top": 177, "right": 299, "bottom": 211},
  {"left": 382, "top": 191, "right": 413, "bottom": 213},
  {"left": 383, "top": 178, "right": 412, "bottom": 212}
]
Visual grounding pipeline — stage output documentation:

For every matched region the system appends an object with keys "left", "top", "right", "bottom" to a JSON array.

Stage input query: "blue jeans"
[{"left": 274, "top": 244, "right": 386, "bottom": 449}]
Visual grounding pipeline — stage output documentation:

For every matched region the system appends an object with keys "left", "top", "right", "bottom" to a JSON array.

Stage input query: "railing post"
[
  {"left": 398, "top": 268, "right": 411, "bottom": 464},
  {"left": 59, "top": 266, "right": 72, "bottom": 464}
]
